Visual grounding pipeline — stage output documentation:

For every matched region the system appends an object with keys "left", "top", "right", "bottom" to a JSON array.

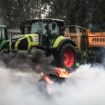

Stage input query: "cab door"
[{"left": 48, "top": 22, "right": 60, "bottom": 46}]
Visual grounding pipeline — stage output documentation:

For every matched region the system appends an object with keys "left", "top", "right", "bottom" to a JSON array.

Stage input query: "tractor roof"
[{"left": 23, "top": 18, "right": 64, "bottom": 23}]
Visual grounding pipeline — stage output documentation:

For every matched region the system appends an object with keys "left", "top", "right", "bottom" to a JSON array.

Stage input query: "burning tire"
[{"left": 57, "top": 43, "right": 76, "bottom": 68}]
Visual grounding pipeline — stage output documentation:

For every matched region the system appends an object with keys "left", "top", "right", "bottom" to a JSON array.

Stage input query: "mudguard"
[{"left": 53, "top": 36, "right": 76, "bottom": 51}]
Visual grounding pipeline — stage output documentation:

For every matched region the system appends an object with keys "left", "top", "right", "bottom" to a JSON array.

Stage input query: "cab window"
[
  {"left": 31, "top": 21, "right": 47, "bottom": 35},
  {"left": 31, "top": 22, "right": 42, "bottom": 34},
  {"left": 49, "top": 22, "right": 60, "bottom": 35}
]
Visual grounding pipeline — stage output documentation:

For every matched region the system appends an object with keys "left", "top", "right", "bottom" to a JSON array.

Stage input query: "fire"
[
  {"left": 41, "top": 67, "right": 70, "bottom": 84},
  {"left": 42, "top": 75, "right": 54, "bottom": 84},
  {"left": 54, "top": 67, "right": 70, "bottom": 78}
]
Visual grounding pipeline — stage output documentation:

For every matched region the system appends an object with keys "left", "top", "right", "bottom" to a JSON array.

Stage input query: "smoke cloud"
[
  {"left": 0, "top": 60, "right": 105, "bottom": 105},
  {"left": 0, "top": 50, "right": 105, "bottom": 105}
]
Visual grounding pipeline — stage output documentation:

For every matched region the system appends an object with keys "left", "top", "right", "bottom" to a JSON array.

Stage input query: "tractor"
[{"left": 10, "top": 19, "right": 76, "bottom": 68}]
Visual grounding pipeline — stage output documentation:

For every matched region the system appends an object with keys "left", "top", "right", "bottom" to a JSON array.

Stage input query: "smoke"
[
  {"left": 0, "top": 60, "right": 105, "bottom": 105},
  {"left": 0, "top": 50, "right": 105, "bottom": 105},
  {"left": 0, "top": 66, "right": 44, "bottom": 105},
  {"left": 53, "top": 64, "right": 105, "bottom": 105},
  {"left": 0, "top": 49, "right": 53, "bottom": 73}
]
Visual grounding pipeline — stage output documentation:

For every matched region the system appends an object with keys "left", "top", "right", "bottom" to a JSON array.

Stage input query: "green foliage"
[
  {"left": 47, "top": 0, "right": 105, "bottom": 28},
  {"left": 0, "top": 0, "right": 105, "bottom": 29},
  {"left": 0, "top": 0, "right": 45, "bottom": 27}
]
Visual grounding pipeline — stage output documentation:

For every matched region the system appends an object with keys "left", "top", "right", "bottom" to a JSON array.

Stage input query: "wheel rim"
[{"left": 64, "top": 49, "right": 74, "bottom": 67}]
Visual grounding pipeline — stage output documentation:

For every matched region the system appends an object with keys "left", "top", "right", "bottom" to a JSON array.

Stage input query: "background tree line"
[{"left": 0, "top": 0, "right": 105, "bottom": 30}]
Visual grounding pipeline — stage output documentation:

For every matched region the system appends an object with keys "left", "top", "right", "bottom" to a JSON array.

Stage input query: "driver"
[
  {"left": 42, "top": 25, "right": 51, "bottom": 47},
  {"left": 43, "top": 25, "right": 48, "bottom": 35}
]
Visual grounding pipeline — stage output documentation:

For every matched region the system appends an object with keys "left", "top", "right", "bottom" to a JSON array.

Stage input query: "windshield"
[
  {"left": 22, "top": 21, "right": 47, "bottom": 35},
  {"left": 31, "top": 22, "right": 42, "bottom": 33}
]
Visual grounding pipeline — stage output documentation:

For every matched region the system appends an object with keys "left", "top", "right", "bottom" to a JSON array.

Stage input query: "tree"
[
  {"left": 1, "top": 0, "right": 105, "bottom": 29},
  {"left": 0, "top": 0, "right": 46, "bottom": 27}
]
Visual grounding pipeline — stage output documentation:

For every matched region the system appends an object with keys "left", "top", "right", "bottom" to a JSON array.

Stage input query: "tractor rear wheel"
[{"left": 57, "top": 43, "right": 76, "bottom": 69}]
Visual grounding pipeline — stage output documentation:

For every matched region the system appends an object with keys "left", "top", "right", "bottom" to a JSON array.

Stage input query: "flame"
[
  {"left": 42, "top": 75, "right": 54, "bottom": 84},
  {"left": 41, "top": 67, "right": 70, "bottom": 84},
  {"left": 55, "top": 67, "right": 70, "bottom": 78}
]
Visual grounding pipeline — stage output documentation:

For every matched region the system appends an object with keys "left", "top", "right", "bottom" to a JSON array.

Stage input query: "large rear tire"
[{"left": 57, "top": 43, "right": 76, "bottom": 69}]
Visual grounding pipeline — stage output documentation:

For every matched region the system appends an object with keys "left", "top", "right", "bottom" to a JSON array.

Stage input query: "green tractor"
[
  {"left": 0, "top": 25, "right": 9, "bottom": 52},
  {"left": 11, "top": 19, "right": 76, "bottom": 68}
]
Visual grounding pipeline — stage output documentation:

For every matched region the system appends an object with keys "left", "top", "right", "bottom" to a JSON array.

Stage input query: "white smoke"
[
  {"left": 0, "top": 62, "right": 105, "bottom": 105},
  {"left": 53, "top": 64, "right": 105, "bottom": 105}
]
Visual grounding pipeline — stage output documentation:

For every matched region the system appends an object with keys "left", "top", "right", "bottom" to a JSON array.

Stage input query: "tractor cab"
[{"left": 20, "top": 19, "right": 65, "bottom": 47}]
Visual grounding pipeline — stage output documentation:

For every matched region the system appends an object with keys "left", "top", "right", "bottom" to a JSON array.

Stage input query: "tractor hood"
[
  {"left": 11, "top": 33, "right": 40, "bottom": 50},
  {"left": 12, "top": 33, "right": 39, "bottom": 40}
]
